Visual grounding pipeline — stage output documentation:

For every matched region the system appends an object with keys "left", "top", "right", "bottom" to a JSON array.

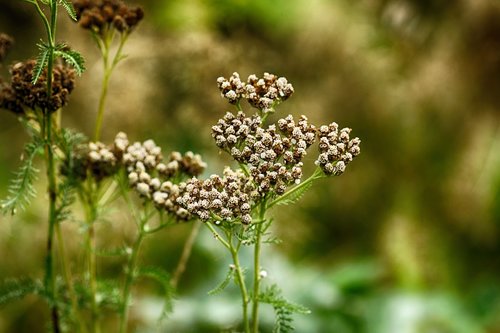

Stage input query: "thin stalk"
[
  {"left": 205, "top": 223, "right": 250, "bottom": 332},
  {"left": 43, "top": 2, "right": 61, "bottom": 331},
  {"left": 94, "top": 32, "right": 129, "bottom": 141},
  {"left": 170, "top": 220, "right": 202, "bottom": 289},
  {"left": 43, "top": 110, "right": 61, "bottom": 333},
  {"left": 251, "top": 201, "right": 266, "bottom": 333},
  {"left": 56, "top": 223, "right": 87, "bottom": 333},
  {"left": 227, "top": 231, "right": 250, "bottom": 333},
  {"left": 119, "top": 213, "right": 148, "bottom": 333},
  {"left": 83, "top": 180, "right": 100, "bottom": 333}
]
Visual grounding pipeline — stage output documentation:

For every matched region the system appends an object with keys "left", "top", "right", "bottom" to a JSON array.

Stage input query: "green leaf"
[
  {"left": 55, "top": 181, "right": 76, "bottom": 223},
  {"left": 259, "top": 284, "right": 310, "bottom": 333},
  {"left": 274, "top": 180, "right": 313, "bottom": 206},
  {"left": 54, "top": 49, "right": 86, "bottom": 76},
  {"left": 0, "top": 278, "right": 43, "bottom": 305},
  {"left": 94, "top": 246, "right": 129, "bottom": 258},
  {"left": 58, "top": 0, "right": 77, "bottom": 21},
  {"left": 32, "top": 42, "right": 50, "bottom": 84},
  {"left": 208, "top": 267, "right": 234, "bottom": 295},
  {"left": 1, "top": 136, "right": 44, "bottom": 215},
  {"left": 135, "top": 266, "right": 175, "bottom": 318}
]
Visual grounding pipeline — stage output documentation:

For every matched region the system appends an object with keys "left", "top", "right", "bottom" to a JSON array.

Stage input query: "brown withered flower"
[
  {"left": 8, "top": 60, "right": 76, "bottom": 113},
  {"left": 73, "top": 0, "right": 144, "bottom": 35}
]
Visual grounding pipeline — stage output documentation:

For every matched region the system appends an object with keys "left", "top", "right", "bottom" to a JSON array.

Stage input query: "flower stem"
[
  {"left": 94, "top": 32, "right": 128, "bottom": 141},
  {"left": 170, "top": 220, "right": 202, "bottom": 289},
  {"left": 251, "top": 201, "right": 266, "bottom": 333},
  {"left": 119, "top": 213, "right": 147, "bottom": 333},
  {"left": 56, "top": 223, "right": 87, "bottom": 333},
  {"left": 227, "top": 231, "right": 250, "bottom": 333}
]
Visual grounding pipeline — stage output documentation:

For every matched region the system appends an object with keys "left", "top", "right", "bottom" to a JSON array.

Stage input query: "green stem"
[
  {"left": 94, "top": 32, "right": 129, "bottom": 141},
  {"left": 227, "top": 231, "right": 250, "bottom": 333},
  {"left": 56, "top": 223, "right": 87, "bottom": 333},
  {"left": 119, "top": 213, "right": 148, "bottom": 333},
  {"left": 251, "top": 200, "right": 266, "bottom": 333},
  {"left": 43, "top": 110, "right": 61, "bottom": 333},
  {"left": 170, "top": 220, "right": 202, "bottom": 289}
]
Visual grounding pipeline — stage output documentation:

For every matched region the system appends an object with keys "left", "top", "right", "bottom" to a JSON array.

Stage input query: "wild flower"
[
  {"left": 0, "top": 33, "right": 13, "bottom": 62},
  {"left": 182, "top": 71, "right": 361, "bottom": 332},
  {"left": 73, "top": 0, "right": 144, "bottom": 34}
]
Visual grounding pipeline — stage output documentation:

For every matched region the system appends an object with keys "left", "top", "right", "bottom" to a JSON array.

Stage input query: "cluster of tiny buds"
[
  {"left": 62, "top": 132, "right": 207, "bottom": 220},
  {"left": 315, "top": 123, "right": 361, "bottom": 175},
  {"left": 177, "top": 167, "right": 256, "bottom": 225},
  {"left": 217, "top": 72, "right": 294, "bottom": 113},
  {"left": 73, "top": 0, "right": 144, "bottom": 34},
  {"left": 213, "top": 112, "right": 316, "bottom": 195},
  {"left": 2, "top": 59, "right": 76, "bottom": 114}
]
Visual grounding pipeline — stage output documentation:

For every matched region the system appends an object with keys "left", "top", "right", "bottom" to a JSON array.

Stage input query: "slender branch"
[
  {"left": 170, "top": 220, "right": 202, "bottom": 289},
  {"left": 251, "top": 200, "right": 266, "bottom": 333},
  {"left": 227, "top": 230, "right": 250, "bottom": 333}
]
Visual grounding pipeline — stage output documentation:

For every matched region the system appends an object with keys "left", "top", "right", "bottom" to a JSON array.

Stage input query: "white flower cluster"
[
  {"left": 177, "top": 167, "right": 257, "bottom": 224},
  {"left": 217, "top": 72, "right": 294, "bottom": 113},
  {"left": 315, "top": 123, "right": 361, "bottom": 175}
]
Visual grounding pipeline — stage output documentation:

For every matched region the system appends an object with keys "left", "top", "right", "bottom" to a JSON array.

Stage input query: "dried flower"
[
  {"left": 217, "top": 72, "right": 294, "bottom": 113},
  {"left": 73, "top": 0, "right": 144, "bottom": 34},
  {"left": 2, "top": 59, "right": 76, "bottom": 113},
  {"left": 315, "top": 123, "right": 361, "bottom": 175}
]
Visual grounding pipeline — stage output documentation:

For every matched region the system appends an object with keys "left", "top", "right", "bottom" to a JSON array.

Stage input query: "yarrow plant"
[
  {"left": 174, "top": 72, "right": 361, "bottom": 332},
  {"left": 0, "top": 2, "right": 360, "bottom": 332}
]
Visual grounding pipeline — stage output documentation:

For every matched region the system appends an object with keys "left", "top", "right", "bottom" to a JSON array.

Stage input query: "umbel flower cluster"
[
  {"left": 217, "top": 72, "right": 294, "bottom": 113},
  {"left": 0, "top": 59, "right": 76, "bottom": 114},
  {"left": 73, "top": 0, "right": 144, "bottom": 34},
  {"left": 177, "top": 72, "right": 361, "bottom": 225},
  {"left": 65, "top": 132, "right": 207, "bottom": 220}
]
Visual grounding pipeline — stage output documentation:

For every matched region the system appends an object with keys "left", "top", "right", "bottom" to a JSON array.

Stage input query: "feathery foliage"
[
  {"left": 32, "top": 42, "right": 50, "bottom": 84},
  {"left": 273, "top": 180, "right": 314, "bottom": 207},
  {"left": 54, "top": 46, "right": 86, "bottom": 76},
  {"left": 58, "top": 0, "right": 77, "bottom": 21},
  {"left": 0, "top": 135, "right": 44, "bottom": 215},
  {"left": 135, "top": 266, "right": 175, "bottom": 317},
  {"left": 0, "top": 278, "right": 44, "bottom": 305},
  {"left": 208, "top": 267, "right": 235, "bottom": 295},
  {"left": 259, "top": 284, "right": 310, "bottom": 333}
]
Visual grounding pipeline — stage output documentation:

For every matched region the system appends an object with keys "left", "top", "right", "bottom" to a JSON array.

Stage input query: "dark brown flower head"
[
  {"left": 0, "top": 33, "right": 14, "bottom": 63},
  {"left": 315, "top": 123, "right": 361, "bottom": 176},
  {"left": 217, "top": 72, "right": 294, "bottom": 113},
  {"left": 73, "top": 0, "right": 144, "bottom": 35},
  {"left": 0, "top": 85, "right": 23, "bottom": 114},
  {"left": 4, "top": 60, "right": 75, "bottom": 113}
]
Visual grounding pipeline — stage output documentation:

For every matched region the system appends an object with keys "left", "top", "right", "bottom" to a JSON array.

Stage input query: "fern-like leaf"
[
  {"left": 58, "top": 0, "right": 77, "bottom": 21},
  {"left": 208, "top": 267, "right": 234, "bottom": 296},
  {"left": 55, "top": 181, "right": 76, "bottom": 223},
  {"left": 54, "top": 49, "right": 86, "bottom": 76},
  {"left": 32, "top": 42, "right": 50, "bottom": 84},
  {"left": 0, "top": 278, "right": 43, "bottom": 305},
  {"left": 1, "top": 136, "right": 44, "bottom": 215},
  {"left": 135, "top": 266, "right": 175, "bottom": 317},
  {"left": 273, "top": 180, "right": 313, "bottom": 206},
  {"left": 259, "top": 285, "right": 310, "bottom": 333}
]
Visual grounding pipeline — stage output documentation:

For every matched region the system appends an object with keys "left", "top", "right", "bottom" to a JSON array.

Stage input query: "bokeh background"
[{"left": 1, "top": 0, "right": 500, "bottom": 332}]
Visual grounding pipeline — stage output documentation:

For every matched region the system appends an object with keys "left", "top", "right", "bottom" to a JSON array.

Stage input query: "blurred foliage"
[{"left": 1, "top": 0, "right": 500, "bottom": 332}]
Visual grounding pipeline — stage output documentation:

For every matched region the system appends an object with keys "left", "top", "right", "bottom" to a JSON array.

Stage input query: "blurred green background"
[{"left": 1, "top": 0, "right": 500, "bottom": 332}]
